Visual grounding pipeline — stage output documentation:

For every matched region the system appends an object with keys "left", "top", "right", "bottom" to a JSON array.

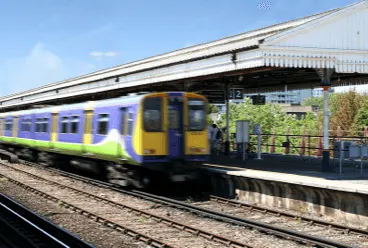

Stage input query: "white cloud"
[
  {"left": 0, "top": 43, "right": 67, "bottom": 96},
  {"left": 90, "top": 51, "right": 118, "bottom": 59},
  {"left": 104, "top": 52, "right": 117, "bottom": 57}
]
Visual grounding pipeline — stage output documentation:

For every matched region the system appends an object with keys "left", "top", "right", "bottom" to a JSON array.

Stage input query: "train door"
[
  {"left": 31, "top": 114, "right": 36, "bottom": 148},
  {"left": 82, "top": 110, "right": 94, "bottom": 153},
  {"left": 118, "top": 108, "right": 128, "bottom": 160},
  {"left": 50, "top": 113, "right": 59, "bottom": 149},
  {"left": 0, "top": 118, "right": 4, "bottom": 137},
  {"left": 12, "top": 117, "right": 18, "bottom": 141},
  {"left": 168, "top": 96, "right": 184, "bottom": 159}
]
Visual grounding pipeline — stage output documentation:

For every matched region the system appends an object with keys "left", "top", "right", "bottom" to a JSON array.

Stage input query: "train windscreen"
[
  {"left": 188, "top": 98, "right": 206, "bottom": 131},
  {"left": 143, "top": 97, "right": 162, "bottom": 132}
]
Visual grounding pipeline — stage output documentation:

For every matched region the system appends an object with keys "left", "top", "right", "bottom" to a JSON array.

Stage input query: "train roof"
[
  {"left": 0, "top": 93, "right": 147, "bottom": 117},
  {"left": 0, "top": 92, "right": 204, "bottom": 117}
]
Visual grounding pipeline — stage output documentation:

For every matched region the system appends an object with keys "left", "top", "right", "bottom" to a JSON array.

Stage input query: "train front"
[{"left": 140, "top": 92, "right": 209, "bottom": 183}]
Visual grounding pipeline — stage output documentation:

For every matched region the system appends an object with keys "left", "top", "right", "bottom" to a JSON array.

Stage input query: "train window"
[
  {"left": 127, "top": 112, "right": 134, "bottom": 136},
  {"left": 25, "top": 118, "right": 31, "bottom": 132},
  {"left": 0, "top": 119, "right": 3, "bottom": 135},
  {"left": 188, "top": 99, "right": 206, "bottom": 131},
  {"left": 97, "top": 114, "right": 109, "bottom": 135},
  {"left": 168, "top": 110, "right": 179, "bottom": 129},
  {"left": 20, "top": 119, "right": 25, "bottom": 132},
  {"left": 120, "top": 108, "right": 127, "bottom": 135},
  {"left": 61, "top": 117, "right": 69, "bottom": 133},
  {"left": 35, "top": 118, "right": 48, "bottom": 133},
  {"left": 21, "top": 118, "right": 31, "bottom": 132},
  {"left": 35, "top": 118, "right": 42, "bottom": 133},
  {"left": 143, "top": 97, "right": 162, "bottom": 132},
  {"left": 71, "top": 116, "right": 79, "bottom": 134},
  {"left": 42, "top": 118, "right": 49, "bottom": 133},
  {"left": 20, "top": 120, "right": 24, "bottom": 132},
  {"left": 5, "top": 119, "right": 13, "bottom": 131}
]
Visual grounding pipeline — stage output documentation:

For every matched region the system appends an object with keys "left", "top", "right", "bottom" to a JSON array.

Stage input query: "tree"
[
  {"left": 352, "top": 98, "right": 368, "bottom": 135},
  {"left": 206, "top": 104, "right": 220, "bottom": 125},
  {"left": 329, "top": 90, "right": 365, "bottom": 136},
  {"left": 302, "top": 96, "right": 324, "bottom": 110},
  {"left": 204, "top": 90, "right": 368, "bottom": 154},
  {"left": 207, "top": 104, "right": 219, "bottom": 114}
]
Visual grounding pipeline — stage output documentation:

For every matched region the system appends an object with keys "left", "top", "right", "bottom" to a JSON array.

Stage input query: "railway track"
[
  {"left": 0, "top": 193, "right": 94, "bottom": 248},
  {"left": 0, "top": 161, "right": 259, "bottom": 248},
  {"left": 0, "top": 159, "right": 362, "bottom": 248},
  {"left": 208, "top": 195, "right": 368, "bottom": 238},
  {"left": 196, "top": 196, "right": 368, "bottom": 247}
]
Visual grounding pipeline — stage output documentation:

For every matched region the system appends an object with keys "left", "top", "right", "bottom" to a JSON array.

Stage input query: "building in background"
[
  {"left": 212, "top": 87, "right": 334, "bottom": 114},
  {"left": 243, "top": 89, "right": 312, "bottom": 105}
]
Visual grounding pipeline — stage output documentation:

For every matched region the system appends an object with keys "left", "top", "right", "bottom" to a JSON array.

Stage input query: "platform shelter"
[{"left": 1, "top": 0, "right": 368, "bottom": 171}]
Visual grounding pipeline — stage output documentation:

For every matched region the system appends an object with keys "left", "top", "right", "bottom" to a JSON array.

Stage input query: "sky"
[{"left": 0, "top": 0, "right": 363, "bottom": 97}]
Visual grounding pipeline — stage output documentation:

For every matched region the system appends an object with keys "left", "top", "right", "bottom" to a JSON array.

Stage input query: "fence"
[{"left": 229, "top": 126, "right": 368, "bottom": 157}]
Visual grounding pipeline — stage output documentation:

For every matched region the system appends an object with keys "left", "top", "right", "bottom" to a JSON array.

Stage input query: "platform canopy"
[{"left": 1, "top": 0, "right": 368, "bottom": 111}]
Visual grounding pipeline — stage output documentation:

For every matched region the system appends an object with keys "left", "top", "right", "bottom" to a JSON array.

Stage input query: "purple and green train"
[{"left": 0, "top": 92, "right": 209, "bottom": 188}]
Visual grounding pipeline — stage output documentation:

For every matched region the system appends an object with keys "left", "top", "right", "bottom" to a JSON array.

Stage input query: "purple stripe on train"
[{"left": 92, "top": 104, "right": 141, "bottom": 163}]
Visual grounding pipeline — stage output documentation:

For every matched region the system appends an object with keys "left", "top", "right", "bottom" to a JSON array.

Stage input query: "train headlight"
[
  {"left": 144, "top": 149, "right": 156, "bottom": 155},
  {"left": 190, "top": 147, "right": 205, "bottom": 153}
]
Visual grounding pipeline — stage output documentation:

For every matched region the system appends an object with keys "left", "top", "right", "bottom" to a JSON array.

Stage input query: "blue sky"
[{"left": 0, "top": 0, "right": 361, "bottom": 96}]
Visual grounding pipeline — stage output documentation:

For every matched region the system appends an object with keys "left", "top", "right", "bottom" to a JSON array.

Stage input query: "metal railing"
[
  {"left": 229, "top": 133, "right": 366, "bottom": 157},
  {"left": 221, "top": 132, "right": 368, "bottom": 177}
]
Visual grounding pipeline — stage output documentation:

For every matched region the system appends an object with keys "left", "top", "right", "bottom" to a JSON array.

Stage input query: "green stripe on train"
[{"left": 0, "top": 134, "right": 138, "bottom": 165}]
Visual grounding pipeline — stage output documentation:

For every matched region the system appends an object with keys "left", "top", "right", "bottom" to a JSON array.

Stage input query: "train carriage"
[{"left": 0, "top": 92, "right": 209, "bottom": 188}]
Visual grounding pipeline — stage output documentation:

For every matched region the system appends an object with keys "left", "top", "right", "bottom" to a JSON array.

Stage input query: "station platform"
[
  {"left": 205, "top": 153, "right": 368, "bottom": 193},
  {"left": 203, "top": 153, "right": 368, "bottom": 227}
]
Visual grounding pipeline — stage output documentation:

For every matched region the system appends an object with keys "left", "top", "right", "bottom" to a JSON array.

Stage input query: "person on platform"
[
  {"left": 207, "top": 124, "right": 213, "bottom": 152},
  {"left": 210, "top": 124, "right": 221, "bottom": 154}
]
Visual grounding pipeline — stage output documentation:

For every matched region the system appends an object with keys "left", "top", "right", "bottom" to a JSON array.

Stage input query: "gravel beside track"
[
  {"left": 192, "top": 198, "right": 368, "bottom": 248},
  {"left": 0, "top": 167, "right": 220, "bottom": 248},
  {"left": 0, "top": 179, "right": 147, "bottom": 248},
  {"left": 0, "top": 161, "right": 319, "bottom": 248}
]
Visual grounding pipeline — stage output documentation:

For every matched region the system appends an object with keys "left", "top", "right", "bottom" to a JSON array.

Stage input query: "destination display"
[{"left": 201, "top": 90, "right": 225, "bottom": 103}]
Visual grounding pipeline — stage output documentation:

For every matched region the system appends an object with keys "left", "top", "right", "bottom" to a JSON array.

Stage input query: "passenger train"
[{"left": 0, "top": 92, "right": 209, "bottom": 188}]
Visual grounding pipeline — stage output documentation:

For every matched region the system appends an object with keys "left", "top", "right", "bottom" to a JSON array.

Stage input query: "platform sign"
[
  {"left": 229, "top": 88, "right": 244, "bottom": 100},
  {"left": 201, "top": 90, "right": 225, "bottom": 104},
  {"left": 251, "top": 95, "right": 266, "bottom": 105},
  {"left": 253, "top": 124, "right": 261, "bottom": 135}
]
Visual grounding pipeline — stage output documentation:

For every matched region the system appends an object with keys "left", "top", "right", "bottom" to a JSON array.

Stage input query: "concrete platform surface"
[{"left": 205, "top": 154, "right": 368, "bottom": 194}]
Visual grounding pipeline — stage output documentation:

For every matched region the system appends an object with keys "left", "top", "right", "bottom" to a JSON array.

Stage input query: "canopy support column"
[
  {"left": 316, "top": 68, "right": 334, "bottom": 172},
  {"left": 224, "top": 82, "right": 230, "bottom": 156}
]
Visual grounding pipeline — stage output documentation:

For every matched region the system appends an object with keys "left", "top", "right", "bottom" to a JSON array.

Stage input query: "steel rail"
[
  {"left": 8, "top": 159, "right": 359, "bottom": 248},
  {"left": 0, "top": 172, "right": 175, "bottom": 248},
  {"left": 0, "top": 193, "right": 94, "bottom": 248},
  {"left": 209, "top": 195, "right": 368, "bottom": 237},
  {"left": 0, "top": 162, "right": 255, "bottom": 248}
]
